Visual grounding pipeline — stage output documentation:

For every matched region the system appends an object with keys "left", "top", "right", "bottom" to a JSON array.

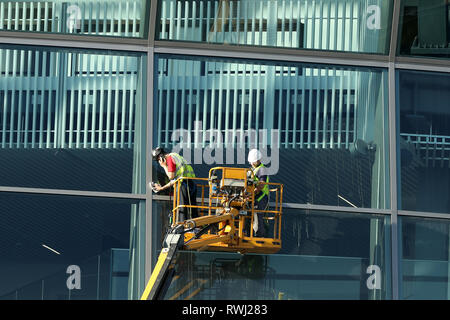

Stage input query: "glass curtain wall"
[
  {"left": 153, "top": 54, "right": 390, "bottom": 209},
  {"left": 398, "top": 0, "right": 450, "bottom": 59},
  {"left": 400, "top": 216, "right": 450, "bottom": 300},
  {"left": 0, "top": 193, "right": 145, "bottom": 300},
  {"left": 152, "top": 202, "right": 391, "bottom": 300},
  {"left": 0, "top": 0, "right": 149, "bottom": 38},
  {"left": 0, "top": 45, "right": 147, "bottom": 194},
  {"left": 397, "top": 70, "right": 450, "bottom": 214},
  {"left": 156, "top": 0, "right": 393, "bottom": 54}
]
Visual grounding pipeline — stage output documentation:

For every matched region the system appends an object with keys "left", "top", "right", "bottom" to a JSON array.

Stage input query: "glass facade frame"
[{"left": 0, "top": 0, "right": 450, "bottom": 300}]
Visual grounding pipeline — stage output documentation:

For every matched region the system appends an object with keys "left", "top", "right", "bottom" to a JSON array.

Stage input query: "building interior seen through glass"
[
  {"left": 0, "top": 193, "right": 145, "bottom": 300},
  {"left": 157, "top": 0, "right": 393, "bottom": 54},
  {"left": 153, "top": 201, "right": 391, "bottom": 300},
  {"left": 153, "top": 55, "right": 390, "bottom": 209},
  {"left": 398, "top": 0, "right": 450, "bottom": 59},
  {"left": 398, "top": 70, "right": 450, "bottom": 214},
  {"left": 401, "top": 216, "right": 450, "bottom": 299},
  {"left": 0, "top": 45, "right": 147, "bottom": 194},
  {"left": 0, "top": 0, "right": 149, "bottom": 38}
]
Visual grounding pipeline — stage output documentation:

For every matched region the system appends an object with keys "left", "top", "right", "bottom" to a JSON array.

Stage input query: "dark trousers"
[
  {"left": 177, "top": 179, "right": 198, "bottom": 222},
  {"left": 254, "top": 194, "right": 268, "bottom": 237}
]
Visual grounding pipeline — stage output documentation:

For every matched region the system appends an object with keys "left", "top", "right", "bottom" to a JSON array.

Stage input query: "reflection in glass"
[
  {"left": 0, "top": 0, "right": 148, "bottom": 38},
  {"left": 153, "top": 55, "right": 390, "bottom": 209},
  {"left": 0, "top": 193, "right": 145, "bottom": 300},
  {"left": 0, "top": 44, "right": 147, "bottom": 193},
  {"left": 398, "top": 0, "right": 450, "bottom": 59},
  {"left": 154, "top": 208, "right": 391, "bottom": 300},
  {"left": 157, "top": 0, "right": 393, "bottom": 54},
  {"left": 397, "top": 70, "right": 450, "bottom": 214},
  {"left": 400, "top": 216, "right": 450, "bottom": 299}
]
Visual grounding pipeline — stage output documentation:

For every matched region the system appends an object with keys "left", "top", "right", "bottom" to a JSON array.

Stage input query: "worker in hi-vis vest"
[
  {"left": 248, "top": 148, "right": 270, "bottom": 238},
  {"left": 151, "top": 147, "right": 198, "bottom": 222}
]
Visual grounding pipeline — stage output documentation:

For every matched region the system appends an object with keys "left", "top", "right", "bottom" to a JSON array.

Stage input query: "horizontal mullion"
[
  {"left": 154, "top": 40, "right": 390, "bottom": 68},
  {"left": 0, "top": 30, "right": 148, "bottom": 52},
  {"left": 0, "top": 186, "right": 146, "bottom": 200},
  {"left": 152, "top": 194, "right": 392, "bottom": 216}
]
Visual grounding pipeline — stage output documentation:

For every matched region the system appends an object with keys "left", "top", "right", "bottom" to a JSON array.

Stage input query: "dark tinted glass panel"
[
  {"left": 397, "top": 70, "right": 450, "bottom": 214},
  {"left": 398, "top": 0, "right": 450, "bottom": 59},
  {"left": 153, "top": 203, "right": 391, "bottom": 300},
  {"left": 0, "top": 193, "right": 144, "bottom": 300},
  {"left": 400, "top": 216, "right": 450, "bottom": 299}
]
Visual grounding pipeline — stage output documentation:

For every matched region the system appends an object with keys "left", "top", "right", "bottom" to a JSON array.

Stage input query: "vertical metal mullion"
[
  {"left": 299, "top": 66, "right": 305, "bottom": 148},
  {"left": 98, "top": 55, "right": 105, "bottom": 148},
  {"left": 285, "top": 66, "right": 291, "bottom": 148},
  {"left": 76, "top": 54, "right": 84, "bottom": 148},
  {"left": 113, "top": 56, "right": 120, "bottom": 148},
  {"left": 224, "top": 61, "right": 231, "bottom": 146},
  {"left": 176, "top": 0, "right": 181, "bottom": 41},
  {"left": 337, "top": 68, "right": 344, "bottom": 148},
  {"left": 277, "top": 66, "right": 283, "bottom": 146},
  {"left": 247, "top": 63, "right": 254, "bottom": 134},
  {"left": 232, "top": 61, "right": 238, "bottom": 148},
  {"left": 32, "top": 50, "right": 39, "bottom": 149},
  {"left": 292, "top": 65, "right": 299, "bottom": 148},
  {"left": 217, "top": 62, "right": 224, "bottom": 148},
  {"left": 315, "top": 69, "right": 321, "bottom": 148},
  {"left": 345, "top": 71, "right": 351, "bottom": 148},
  {"left": 240, "top": 63, "right": 246, "bottom": 147},
  {"left": 68, "top": 53, "right": 76, "bottom": 149},
  {"left": 120, "top": 56, "right": 128, "bottom": 148},
  {"left": 127, "top": 60, "right": 136, "bottom": 149},
  {"left": 330, "top": 67, "right": 336, "bottom": 149},
  {"left": 187, "top": 59, "right": 194, "bottom": 146},
  {"left": 311, "top": 0, "right": 316, "bottom": 49},
  {"left": 157, "top": 57, "right": 163, "bottom": 147},
  {"left": 255, "top": 64, "right": 262, "bottom": 140},
  {"left": 322, "top": 67, "right": 329, "bottom": 149},
  {"left": 250, "top": 0, "right": 256, "bottom": 46},
  {"left": 17, "top": 50, "right": 26, "bottom": 149},
  {"left": 164, "top": 60, "right": 171, "bottom": 147},
  {"left": 307, "top": 68, "right": 313, "bottom": 148},
  {"left": 180, "top": 57, "right": 187, "bottom": 134},
  {"left": 91, "top": 55, "right": 98, "bottom": 148},
  {"left": 83, "top": 54, "right": 90, "bottom": 149},
  {"left": 2, "top": 49, "right": 9, "bottom": 148},
  {"left": 9, "top": 48, "right": 17, "bottom": 148},
  {"left": 106, "top": 56, "right": 113, "bottom": 148}
]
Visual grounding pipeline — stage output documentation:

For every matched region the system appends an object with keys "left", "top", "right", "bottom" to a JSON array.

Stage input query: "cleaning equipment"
[{"left": 141, "top": 167, "right": 283, "bottom": 300}]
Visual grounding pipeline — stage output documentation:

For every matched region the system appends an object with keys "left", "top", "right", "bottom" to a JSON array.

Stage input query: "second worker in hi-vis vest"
[
  {"left": 248, "top": 148, "right": 270, "bottom": 238},
  {"left": 151, "top": 147, "right": 198, "bottom": 222}
]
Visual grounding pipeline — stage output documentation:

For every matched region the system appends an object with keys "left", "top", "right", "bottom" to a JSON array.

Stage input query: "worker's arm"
[{"left": 154, "top": 156, "right": 177, "bottom": 191}]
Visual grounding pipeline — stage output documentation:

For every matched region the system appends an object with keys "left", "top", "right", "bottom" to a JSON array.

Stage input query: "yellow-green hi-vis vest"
[
  {"left": 169, "top": 153, "right": 196, "bottom": 181},
  {"left": 252, "top": 163, "right": 269, "bottom": 202}
]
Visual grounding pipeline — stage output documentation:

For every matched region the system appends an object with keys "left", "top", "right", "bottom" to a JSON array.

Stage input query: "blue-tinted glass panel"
[
  {"left": 0, "top": 193, "right": 145, "bottom": 300},
  {"left": 0, "top": 44, "right": 147, "bottom": 193},
  {"left": 398, "top": 0, "right": 450, "bottom": 60},
  {"left": 0, "top": 0, "right": 149, "bottom": 38},
  {"left": 153, "top": 54, "right": 390, "bottom": 209},
  {"left": 397, "top": 70, "right": 450, "bottom": 214},
  {"left": 153, "top": 205, "right": 391, "bottom": 300},
  {"left": 157, "top": 0, "right": 394, "bottom": 54},
  {"left": 400, "top": 216, "right": 450, "bottom": 300}
]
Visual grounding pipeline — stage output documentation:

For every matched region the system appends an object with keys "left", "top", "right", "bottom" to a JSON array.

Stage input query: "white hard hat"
[{"left": 248, "top": 149, "right": 262, "bottom": 163}]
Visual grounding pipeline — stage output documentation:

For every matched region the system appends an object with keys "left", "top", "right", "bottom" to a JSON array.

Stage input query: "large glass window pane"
[
  {"left": 0, "top": 44, "right": 147, "bottom": 194},
  {"left": 153, "top": 55, "right": 390, "bottom": 209},
  {"left": 397, "top": 70, "right": 450, "bottom": 214},
  {"left": 398, "top": 0, "right": 450, "bottom": 60},
  {"left": 0, "top": 0, "right": 149, "bottom": 38},
  {"left": 157, "top": 0, "right": 394, "bottom": 54},
  {"left": 152, "top": 205, "right": 391, "bottom": 300},
  {"left": 400, "top": 216, "right": 450, "bottom": 300},
  {"left": 0, "top": 193, "right": 146, "bottom": 300}
]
